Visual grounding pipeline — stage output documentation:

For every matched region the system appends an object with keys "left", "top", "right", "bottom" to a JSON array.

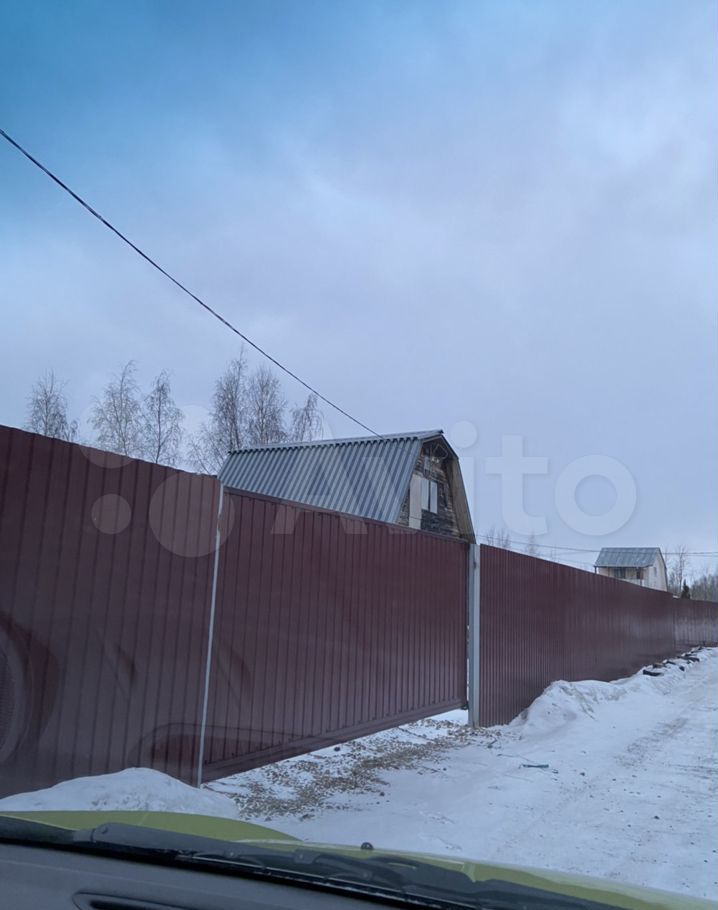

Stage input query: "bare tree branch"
[
  {"left": 290, "top": 393, "right": 323, "bottom": 442},
  {"left": 247, "top": 365, "right": 287, "bottom": 446},
  {"left": 690, "top": 566, "right": 718, "bottom": 602},
  {"left": 188, "top": 355, "right": 328, "bottom": 473},
  {"left": 188, "top": 353, "right": 250, "bottom": 473},
  {"left": 25, "top": 370, "right": 78, "bottom": 441},
  {"left": 484, "top": 525, "right": 512, "bottom": 549},
  {"left": 91, "top": 361, "right": 143, "bottom": 457},
  {"left": 666, "top": 544, "right": 690, "bottom": 596},
  {"left": 141, "top": 370, "right": 183, "bottom": 465}
]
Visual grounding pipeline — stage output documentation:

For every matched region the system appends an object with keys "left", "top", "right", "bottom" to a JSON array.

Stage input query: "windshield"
[{"left": 0, "top": 3, "right": 716, "bottom": 910}]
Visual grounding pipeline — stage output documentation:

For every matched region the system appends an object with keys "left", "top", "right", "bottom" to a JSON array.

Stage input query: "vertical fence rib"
[
  {"left": 467, "top": 543, "right": 481, "bottom": 728},
  {"left": 196, "top": 483, "right": 224, "bottom": 786}
]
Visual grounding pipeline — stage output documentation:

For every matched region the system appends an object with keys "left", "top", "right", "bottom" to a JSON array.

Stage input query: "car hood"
[{"left": 0, "top": 810, "right": 710, "bottom": 910}]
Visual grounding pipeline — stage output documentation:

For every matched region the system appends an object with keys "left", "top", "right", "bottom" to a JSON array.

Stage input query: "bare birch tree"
[
  {"left": 289, "top": 393, "right": 323, "bottom": 442},
  {"left": 666, "top": 544, "right": 690, "bottom": 596},
  {"left": 246, "top": 365, "right": 287, "bottom": 446},
  {"left": 187, "top": 354, "right": 250, "bottom": 473},
  {"left": 91, "top": 361, "right": 143, "bottom": 457},
  {"left": 188, "top": 355, "right": 327, "bottom": 472},
  {"left": 141, "top": 370, "right": 183, "bottom": 465},
  {"left": 25, "top": 370, "right": 78, "bottom": 441},
  {"left": 484, "top": 525, "right": 512, "bottom": 549},
  {"left": 524, "top": 531, "right": 538, "bottom": 556}
]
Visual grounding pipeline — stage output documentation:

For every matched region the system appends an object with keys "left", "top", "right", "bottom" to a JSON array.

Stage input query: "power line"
[
  {"left": 476, "top": 533, "right": 591, "bottom": 553},
  {"left": 476, "top": 534, "right": 717, "bottom": 558},
  {"left": 0, "top": 127, "right": 379, "bottom": 437},
  {"left": 664, "top": 552, "right": 718, "bottom": 557}
]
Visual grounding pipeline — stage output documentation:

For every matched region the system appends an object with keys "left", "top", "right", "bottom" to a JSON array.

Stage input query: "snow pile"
[
  {"left": 0, "top": 767, "right": 239, "bottom": 819},
  {"left": 510, "top": 678, "right": 629, "bottom": 733},
  {"left": 510, "top": 650, "right": 713, "bottom": 736}
]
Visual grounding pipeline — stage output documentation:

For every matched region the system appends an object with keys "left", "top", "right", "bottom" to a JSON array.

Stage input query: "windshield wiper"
[
  {"left": 184, "top": 848, "right": 614, "bottom": 910},
  {"left": 0, "top": 818, "right": 616, "bottom": 910}
]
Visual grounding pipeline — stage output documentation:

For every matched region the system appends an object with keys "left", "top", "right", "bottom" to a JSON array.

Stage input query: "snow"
[
  {"left": 1, "top": 649, "right": 715, "bottom": 900},
  {"left": 0, "top": 767, "right": 239, "bottom": 819}
]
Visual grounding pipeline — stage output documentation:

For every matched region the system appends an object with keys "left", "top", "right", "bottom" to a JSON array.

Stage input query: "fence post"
[
  {"left": 196, "top": 482, "right": 225, "bottom": 786},
  {"left": 467, "top": 543, "right": 481, "bottom": 728}
]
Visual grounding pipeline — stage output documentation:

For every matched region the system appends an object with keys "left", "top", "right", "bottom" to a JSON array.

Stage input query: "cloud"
[{"left": 0, "top": 0, "right": 715, "bottom": 551}]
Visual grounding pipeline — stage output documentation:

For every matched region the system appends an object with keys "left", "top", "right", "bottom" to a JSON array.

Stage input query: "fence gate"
[{"left": 200, "top": 489, "right": 468, "bottom": 781}]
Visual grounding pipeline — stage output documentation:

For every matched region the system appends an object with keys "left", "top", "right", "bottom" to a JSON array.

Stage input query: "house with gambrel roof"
[{"left": 219, "top": 430, "right": 475, "bottom": 542}]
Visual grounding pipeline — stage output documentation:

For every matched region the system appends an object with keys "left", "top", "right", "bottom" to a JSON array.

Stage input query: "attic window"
[{"left": 421, "top": 477, "right": 438, "bottom": 513}]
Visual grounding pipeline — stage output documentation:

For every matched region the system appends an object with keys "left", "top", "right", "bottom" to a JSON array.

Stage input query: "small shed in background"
[{"left": 219, "top": 430, "right": 475, "bottom": 542}]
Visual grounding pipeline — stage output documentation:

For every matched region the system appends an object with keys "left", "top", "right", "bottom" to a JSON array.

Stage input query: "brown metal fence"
[
  {"left": 477, "top": 545, "right": 718, "bottom": 726},
  {"left": 2, "top": 426, "right": 716, "bottom": 798},
  {"left": 674, "top": 599, "right": 718, "bottom": 652},
  {"left": 0, "top": 426, "right": 468, "bottom": 797},
  {"left": 0, "top": 426, "right": 220, "bottom": 797},
  {"left": 202, "top": 489, "right": 467, "bottom": 779}
]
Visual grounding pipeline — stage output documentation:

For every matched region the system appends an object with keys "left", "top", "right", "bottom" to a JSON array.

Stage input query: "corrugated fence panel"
[
  {"left": 478, "top": 545, "right": 718, "bottom": 726},
  {"left": 201, "top": 490, "right": 468, "bottom": 780},
  {"left": 0, "top": 426, "right": 219, "bottom": 797},
  {"left": 674, "top": 598, "right": 717, "bottom": 652}
]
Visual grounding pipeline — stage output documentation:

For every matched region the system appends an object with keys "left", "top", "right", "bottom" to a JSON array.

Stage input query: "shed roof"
[
  {"left": 218, "top": 430, "right": 473, "bottom": 537},
  {"left": 594, "top": 547, "right": 663, "bottom": 568}
]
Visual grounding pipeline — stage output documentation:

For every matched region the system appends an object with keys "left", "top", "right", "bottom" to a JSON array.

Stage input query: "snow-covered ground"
[
  {"left": 0, "top": 766, "right": 241, "bottom": 819},
  {"left": 1, "top": 649, "right": 715, "bottom": 900}
]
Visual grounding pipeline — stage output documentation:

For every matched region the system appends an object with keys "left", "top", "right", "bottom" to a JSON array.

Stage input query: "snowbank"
[
  {"left": 0, "top": 767, "right": 239, "bottom": 818},
  {"left": 510, "top": 648, "right": 715, "bottom": 736},
  {"left": 510, "top": 678, "right": 629, "bottom": 732}
]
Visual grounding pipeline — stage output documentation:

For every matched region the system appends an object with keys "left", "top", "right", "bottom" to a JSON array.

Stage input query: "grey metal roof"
[
  {"left": 594, "top": 547, "right": 662, "bottom": 568},
  {"left": 218, "top": 430, "right": 446, "bottom": 525}
]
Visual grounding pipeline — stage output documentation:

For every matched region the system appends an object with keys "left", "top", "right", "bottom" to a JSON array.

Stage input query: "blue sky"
[{"left": 1, "top": 0, "right": 716, "bottom": 563}]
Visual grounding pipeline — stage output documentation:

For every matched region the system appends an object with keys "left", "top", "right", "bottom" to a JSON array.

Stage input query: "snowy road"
[
  {"left": 1, "top": 649, "right": 715, "bottom": 900},
  {"left": 212, "top": 649, "right": 717, "bottom": 900}
]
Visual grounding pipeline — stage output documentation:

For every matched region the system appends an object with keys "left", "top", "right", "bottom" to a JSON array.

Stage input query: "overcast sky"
[{"left": 1, "top": 0, "right": 715, "bottom": 566}]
